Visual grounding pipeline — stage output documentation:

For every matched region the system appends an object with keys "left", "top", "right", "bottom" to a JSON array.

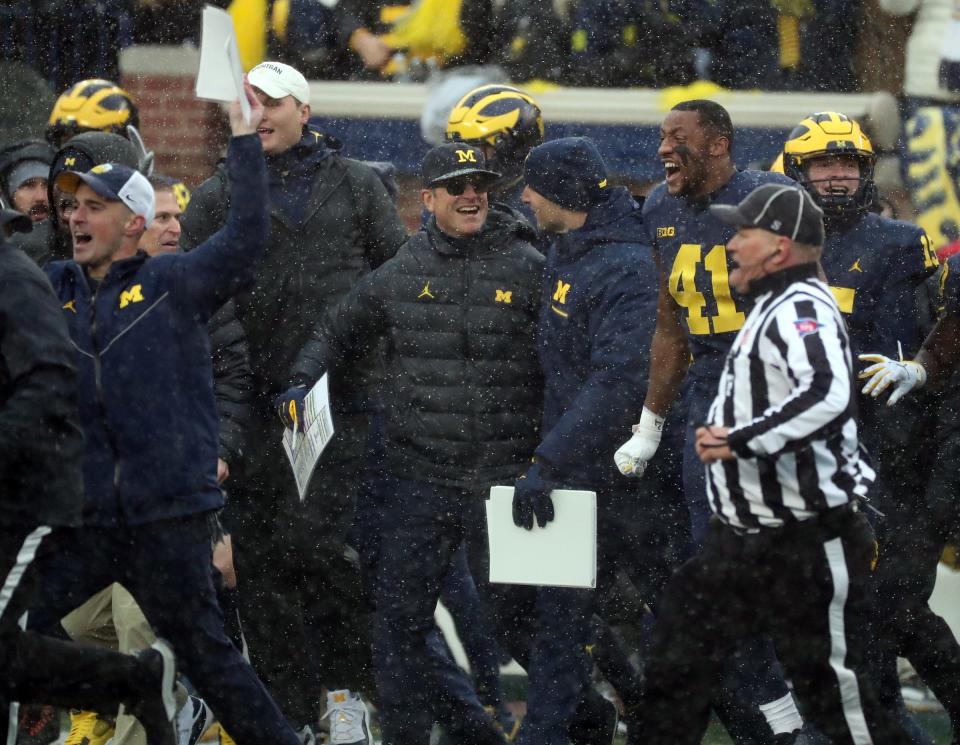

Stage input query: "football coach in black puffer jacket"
[{"left": 277, "top": 142, "right": 544, "bottom": 745}]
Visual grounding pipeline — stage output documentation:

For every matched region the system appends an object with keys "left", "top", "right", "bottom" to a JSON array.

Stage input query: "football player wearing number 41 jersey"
[{"left": 614, "top": 100, "right": 814, "bottom": 745}]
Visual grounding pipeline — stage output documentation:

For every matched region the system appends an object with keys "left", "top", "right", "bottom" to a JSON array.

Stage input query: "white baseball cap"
[
  {"left": 248, "top": 61, "right": 310, "bottom": 104},
  {"left": 56, "top": 163, "right": 156, "bottom": 227}
]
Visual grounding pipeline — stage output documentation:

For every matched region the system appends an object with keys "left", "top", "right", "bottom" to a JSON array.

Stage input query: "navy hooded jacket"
[
  {"left": 44, "top": 135, "right": 268, "bottom": 526},
  {"left": 535, "top": 187, "right": 658, "bottom": 488}
]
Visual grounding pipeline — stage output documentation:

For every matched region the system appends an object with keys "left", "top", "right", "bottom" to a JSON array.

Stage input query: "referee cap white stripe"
[{"left": 752, "top": 185, "right": 797, "bottom": 225}]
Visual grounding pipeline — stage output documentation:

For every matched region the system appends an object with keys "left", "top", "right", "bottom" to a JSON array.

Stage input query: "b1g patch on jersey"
[{"left": 794, "top": 318, "right": 822, "bottom": 337}]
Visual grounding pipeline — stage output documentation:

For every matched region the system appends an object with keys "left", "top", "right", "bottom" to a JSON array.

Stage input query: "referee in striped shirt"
[{"left": 631, "top": 184, "right": 911, "bottom": 745}]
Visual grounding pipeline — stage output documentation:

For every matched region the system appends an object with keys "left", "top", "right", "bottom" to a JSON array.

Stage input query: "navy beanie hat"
[{"left": 523, "top": 137, "right": 609, "bottom": 211}]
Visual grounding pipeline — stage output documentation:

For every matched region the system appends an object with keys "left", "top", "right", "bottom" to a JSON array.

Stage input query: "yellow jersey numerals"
[{"left": 668, "top": 243, "right": 745, "bottom": 335}]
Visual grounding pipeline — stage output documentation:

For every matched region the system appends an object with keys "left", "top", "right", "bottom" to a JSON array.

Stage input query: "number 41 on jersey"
[{"left": 669, "top": 243, "right": 746, "bottom": 335}]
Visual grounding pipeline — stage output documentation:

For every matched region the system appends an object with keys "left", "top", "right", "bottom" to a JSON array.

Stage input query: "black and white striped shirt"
[{"left": 705, "top": 264, "right": 874, "bottom": 530}]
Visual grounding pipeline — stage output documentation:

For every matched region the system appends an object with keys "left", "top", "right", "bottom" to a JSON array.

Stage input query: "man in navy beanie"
[
  {"left": 515, "top": 137, "right": 690, "bottom": 743},
  {"left": 522, "top": 136, "right": 610, "bottom": 215}
]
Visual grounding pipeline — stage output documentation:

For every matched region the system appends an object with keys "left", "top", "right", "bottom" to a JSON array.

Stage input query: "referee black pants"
[{"left": 636, "top": 508, "right": 911, "bottom": 745}]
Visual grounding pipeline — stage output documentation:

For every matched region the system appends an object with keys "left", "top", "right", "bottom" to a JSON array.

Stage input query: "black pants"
[
  {"left": 868, "top": 497, "right": 960, "bottom": 736},
  {"left": 860, "top": 417, "right": 960, "bottom": 740},
  {"left": 27, "top": 514, "right": 300, "bottom": 745},
  {"left": 229, "top": 410, "right": 373, "bottom": 726},
  {"left": 0, "top": 523, "right": 152, "bottom": 744},
  {"left": 637, "top": 509, "right": 911, "bottom": 745}
]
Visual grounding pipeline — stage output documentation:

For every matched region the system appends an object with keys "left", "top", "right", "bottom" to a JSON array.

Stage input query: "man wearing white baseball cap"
[
  {"left": 247, "top": 61, "right": 311, "bottom": 156},
  {"left": 182, "top": 61, "right": 407, "bottom": 743},
  {"left": 30, "top": 83, "right": 308, "bottom": 745}
]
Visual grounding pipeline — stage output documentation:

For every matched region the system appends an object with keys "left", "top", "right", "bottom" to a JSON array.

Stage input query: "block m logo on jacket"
[{"left": 119, "top": 284, "right": 144, "bottom": 309}]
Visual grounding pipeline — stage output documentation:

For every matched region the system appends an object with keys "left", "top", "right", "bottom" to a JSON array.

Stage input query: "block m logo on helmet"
[
  {"left": 46, "top": 78, "right": 139, "bottom": 147},
  {"left": 455, "top": 149, "right": 477, "bottom": 163}
]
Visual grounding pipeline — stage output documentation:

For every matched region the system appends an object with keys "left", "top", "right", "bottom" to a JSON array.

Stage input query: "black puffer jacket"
[
  {"left": 181, "top": 128, "right": 408, "bottom": 414},
  {"left": 291, "top": 209, "right": 544, "bottom": 488},
  {"left": 0, "top": 237, "right": 83, "bottom": 527},
  {"left": 209, "top": 299, "right": 252, "bottom": 465}
]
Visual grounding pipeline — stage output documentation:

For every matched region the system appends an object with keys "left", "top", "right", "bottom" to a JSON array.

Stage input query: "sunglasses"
[{"left": 440, "top": 178, "right": 490, "bottom": 196}]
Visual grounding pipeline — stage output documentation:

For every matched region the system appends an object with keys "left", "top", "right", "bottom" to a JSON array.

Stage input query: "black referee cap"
[{"left": 711, "top": 184, "right": 825, "bottom": 247}]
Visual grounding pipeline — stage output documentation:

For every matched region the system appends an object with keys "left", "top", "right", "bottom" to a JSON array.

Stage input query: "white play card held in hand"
[
  {"left": 282, "top": 374, "right": 336, "bottom": 501},
  {"left": 485, "top": 485, "right": 597, "bottom": 588},
  {"left": 196, "top": 4, "right": 247, "bottom": 123}
]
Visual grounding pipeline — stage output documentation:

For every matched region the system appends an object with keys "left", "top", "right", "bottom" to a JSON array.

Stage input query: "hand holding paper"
[
  {"left": 281, "top": 375, "right": 336, "bottom": 501},
  {"left": 275, "top": 385, "right": 308, "bottom": 432},
  {"left": 229, "top": 79, "right": 263, "bottom": 136},
  {"left": 487, "top": 486, "right": 597, "bottom": 588}
]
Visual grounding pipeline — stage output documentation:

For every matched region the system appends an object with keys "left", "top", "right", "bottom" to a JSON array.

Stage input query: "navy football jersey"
[
  {"left": 821, "top": 212, "right": 938, "bottom": 361},
  {"left": 643, "top": 169, "right": 796, "bottom": 382}
]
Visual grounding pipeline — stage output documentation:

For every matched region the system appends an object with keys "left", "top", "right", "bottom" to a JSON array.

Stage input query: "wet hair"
[{"left": 672, "top": 99, "right": 734, "bottom": 154}]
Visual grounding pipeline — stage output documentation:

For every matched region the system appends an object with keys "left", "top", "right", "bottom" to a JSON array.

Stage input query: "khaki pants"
[{"left": 61, "top": 583, "right": 187, "bottom": 745}]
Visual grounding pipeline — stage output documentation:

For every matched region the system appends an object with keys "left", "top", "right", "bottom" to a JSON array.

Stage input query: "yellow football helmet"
[
  {"left": 781, "top": 111, "right": 877, "bottom": 217},
  {"left": 446, "top": 84, "right": 544, "bottom": 189},
  {"left": 47, "top": 79, "right": 140, "bottom": 147},
  {"left": 172, "top": 181, "right": 191, "bottom": 213}
]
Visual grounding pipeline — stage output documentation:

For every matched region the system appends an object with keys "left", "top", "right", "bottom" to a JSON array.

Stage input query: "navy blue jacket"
[
  {"left": 45, "top": 135, "right": 268, "bottom": 526},
  {"left": 821, "top": 212, "right": 936, "bottom": 363},
  {"left": 821, "top": 211, "right": 938, "bottom": 487},
  {"left": 535, "top": 187, "right": 658, "bottom": 487}
]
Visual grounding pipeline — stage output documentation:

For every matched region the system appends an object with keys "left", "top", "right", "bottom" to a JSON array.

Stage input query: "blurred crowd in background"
[
  {"left": 0, "top": 0, "right": 928, "bottom": 94},
  {"left": 5, "top": 0, "right": 960, "bottom": 257}
]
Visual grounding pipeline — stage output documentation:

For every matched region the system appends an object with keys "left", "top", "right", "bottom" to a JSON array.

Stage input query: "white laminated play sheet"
[
  {"left": 195, "top": 5, "right": 250, "bottom": 123},
  {"left": 485, "top": 485, "right": 597, "bottom": 588},
  {"left": 281, "top": 374, "right": 335, "bottom": 501}
]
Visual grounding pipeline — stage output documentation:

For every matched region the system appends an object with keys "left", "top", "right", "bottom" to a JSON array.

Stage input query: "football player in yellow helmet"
[
  {"left": 445, "top": 84, "right": 544, "bottom": 196},
  {"left": 778, "top": 111, "right": 876, "bottom": 227},
  {"left": 46, "top": 79, "right": 140, "bottom": 147},
  {"left": 47, "top": 79, "right": 154, "bottom": 175},
  {"left": 784, "top": 114, "right": 958, "bottom": 745}
]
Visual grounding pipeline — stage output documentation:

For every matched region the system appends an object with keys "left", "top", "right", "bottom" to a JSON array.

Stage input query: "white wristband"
[{"left": 638, "top": 406, "right": 665, "bottom": 434}]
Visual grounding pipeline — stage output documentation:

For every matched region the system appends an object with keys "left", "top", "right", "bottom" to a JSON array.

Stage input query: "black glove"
[
  {"left": 275, "top": 385, "right": 308, "bottom": 430},
  {"left": 512, "top": 462, "right": 555, "bottom": 530}
]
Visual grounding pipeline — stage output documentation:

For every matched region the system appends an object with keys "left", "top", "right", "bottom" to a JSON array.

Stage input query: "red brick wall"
[{"left": 120, "top": 72, "right": 227, "bottom": 188}]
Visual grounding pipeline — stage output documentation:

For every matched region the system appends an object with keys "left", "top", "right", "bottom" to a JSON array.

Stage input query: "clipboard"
[{"left": 485, "top": 485, "right": 597, "bottom": 588}]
